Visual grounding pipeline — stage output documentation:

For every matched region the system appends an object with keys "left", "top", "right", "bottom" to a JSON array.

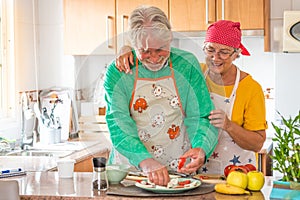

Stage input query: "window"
[{"left": 0, "top": 0, "right": 15, "bottom": 121}]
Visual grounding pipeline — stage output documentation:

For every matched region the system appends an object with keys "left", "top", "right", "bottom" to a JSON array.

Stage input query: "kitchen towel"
[{"left": 270, "top": 181, "right": 300, "bottom": 200}]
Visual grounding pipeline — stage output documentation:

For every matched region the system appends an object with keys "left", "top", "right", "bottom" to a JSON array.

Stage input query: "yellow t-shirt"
[{"left": 201, "top": 63, "right": 268, "bottom": 131}]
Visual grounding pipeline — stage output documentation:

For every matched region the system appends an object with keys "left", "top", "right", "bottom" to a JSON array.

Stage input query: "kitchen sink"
[{"left": 5, "top": 149, "right": 74, "bottom": 158}]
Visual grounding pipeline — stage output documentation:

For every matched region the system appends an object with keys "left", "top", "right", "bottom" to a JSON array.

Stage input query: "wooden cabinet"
[
  {"left": 115, "top": 0, "right": 168, "bottom": 51},
  {"left": 170, "top": 0, "right": 266, "bottom": 31},
  {"left": 64, "top": 0, "right": 270, "bottom": 54},
  {"left": 63, "top": 0, "right": 168, "bottom": 55},
  {"left": 74, "top": 149, "right": 109, "bottom": 172},
  {"left": 63, "top": 0, "right": 116, "bottom": 55},
  {"left": 217, "top": 0, "right": 264, "bottom": 30},
  {"left": 169, "top": 0, "right": 208, "bottom": 31},
  {"left": 169, "top": 0, "right": 270, "bottom": 51}
]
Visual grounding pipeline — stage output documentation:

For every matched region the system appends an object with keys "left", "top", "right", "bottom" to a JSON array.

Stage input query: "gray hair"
[{"left": 128, "top": 5, "right": 172, "bottom": 49}]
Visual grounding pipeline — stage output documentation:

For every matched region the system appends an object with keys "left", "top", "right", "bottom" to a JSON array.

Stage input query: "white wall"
[
  {"left": 274, "top": 53, "right": 300, "bottom": 119},
  {"left": 14, "top": 0, "right": 37, "bottom": 91},
  {"left": 270, "top": 0, "right": 300, "bottom": 120},
  {"left": 15, "top": 0, "right": 73, "bottom": 92}
]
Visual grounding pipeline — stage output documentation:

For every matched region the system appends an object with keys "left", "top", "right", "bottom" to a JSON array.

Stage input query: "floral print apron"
[{"left": 129, "top": 59, "right": 191, "bottom": 172}]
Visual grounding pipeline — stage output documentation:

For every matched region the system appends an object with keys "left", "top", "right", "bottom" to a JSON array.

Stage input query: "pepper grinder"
[{"left": 92, "top": 157, "right": 109, "bottom": 191}]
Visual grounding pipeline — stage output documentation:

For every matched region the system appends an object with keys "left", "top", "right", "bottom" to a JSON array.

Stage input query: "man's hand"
[
  {"left": 139, "top": 158, "right": 170, "bottom": 186},
  {"left": 177, "top": 148, "right": 206, "bottom": 174},
  {"left": 115, "top": 45, "right": 134, "bottom": 74}
]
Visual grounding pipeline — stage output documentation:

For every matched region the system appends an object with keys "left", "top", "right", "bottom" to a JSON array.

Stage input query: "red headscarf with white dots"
[{"left": 205, "top": 20, "right": 250, "bottom": 56}]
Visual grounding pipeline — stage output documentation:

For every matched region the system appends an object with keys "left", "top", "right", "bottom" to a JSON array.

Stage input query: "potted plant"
[{"left": 271, "top": 110, "right": 300, "bottom": 189}]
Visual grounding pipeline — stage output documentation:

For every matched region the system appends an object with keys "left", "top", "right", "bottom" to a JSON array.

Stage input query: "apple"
[
  {"left": 226, "top": 171, "right": 248, "bottom": 189},
  {"left": 244, "top": 164, "right": 257, "bottom": 172},
  {"left": 224, "top": 164, "right": 235, "bottom": 177},
  {"left": 247, "top": 171, "right": 265, "bottom": 191},
  {"left": 229, "top": 165, "right": 248, "bottom": 174}
]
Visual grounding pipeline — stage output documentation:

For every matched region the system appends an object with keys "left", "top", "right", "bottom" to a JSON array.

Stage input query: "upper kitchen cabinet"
[
  {"left": 170, "top": 0, "right": 270, "bottom": 51},
  {"left": 170, "top": 0, "right": 267, "bottom": 31},
  {"left": 63, "top": 0, "right": 116, "bottom": 55},
  {"left": 115, "top": 0, "right": 168, "bottom": 51},
  {"left": 169, "top": 0, "right": 208, "bottom": 31},
  {"left": 218, "top": 0, "right": 264, "bottom": 30}
]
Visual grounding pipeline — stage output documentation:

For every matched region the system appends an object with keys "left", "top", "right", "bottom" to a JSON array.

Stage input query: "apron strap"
[
  {"left": 204, "top": 67, "right": 240, "bottom": 99},
  {"left": 229, "top": 67, "right": 240, "bottom": 99}
]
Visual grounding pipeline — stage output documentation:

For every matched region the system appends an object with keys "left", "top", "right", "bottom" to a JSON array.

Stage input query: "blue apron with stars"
[{"left": 201, "top": 68, "right": 256, "bottom": 174}]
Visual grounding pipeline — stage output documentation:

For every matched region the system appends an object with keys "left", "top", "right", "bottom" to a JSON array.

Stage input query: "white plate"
[{"left": 135, "top": 178, "right": 201, "bottom": 194}]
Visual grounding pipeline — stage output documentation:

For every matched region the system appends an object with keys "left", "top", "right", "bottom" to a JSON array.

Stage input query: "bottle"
[{"left": 92, "top": 157, "right": 109, "bottom": 191}]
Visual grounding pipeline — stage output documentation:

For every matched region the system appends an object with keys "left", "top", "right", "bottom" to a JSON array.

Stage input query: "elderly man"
[{"left": 104, "top": 5, "right": 218, "bottom": 186}]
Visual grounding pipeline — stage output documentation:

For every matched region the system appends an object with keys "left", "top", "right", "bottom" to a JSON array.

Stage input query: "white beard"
[{"left": 142, "top": 57, "right": 168, "bottom": 71}]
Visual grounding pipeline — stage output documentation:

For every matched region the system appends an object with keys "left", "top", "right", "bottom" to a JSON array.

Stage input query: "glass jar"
[{"left": 92, "top": 157, "right": 109, "bottom": 191}]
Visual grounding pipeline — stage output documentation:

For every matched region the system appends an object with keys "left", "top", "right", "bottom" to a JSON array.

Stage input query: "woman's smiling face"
[{"left": 204, "top": 42, "right": 238, "bottom": 74}]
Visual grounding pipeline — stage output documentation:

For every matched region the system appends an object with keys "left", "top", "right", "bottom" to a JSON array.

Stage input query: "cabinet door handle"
[
  {"left": 221, "top": 0, "right": 225, "bottom": 20},
  {"left": 206, "top": 0, "right": 217, "bottom": 24},
  {"left": 106, "top": 16, "right": 114, "bottom": 48},
  {"left": 122, "top": 15, "right": 129, "bottom": 46},
  {"left": 205, "top": 0, "right": 209, "bottom": 24}
]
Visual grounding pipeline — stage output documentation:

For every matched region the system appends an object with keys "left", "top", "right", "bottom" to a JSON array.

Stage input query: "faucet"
[{"left": 20, "top": 92, "right": 36, "bottom": 150}]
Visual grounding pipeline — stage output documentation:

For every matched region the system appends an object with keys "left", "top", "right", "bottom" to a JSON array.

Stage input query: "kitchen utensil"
[{"left": 33, "top": 103, "right": 43, "bottom": 125}]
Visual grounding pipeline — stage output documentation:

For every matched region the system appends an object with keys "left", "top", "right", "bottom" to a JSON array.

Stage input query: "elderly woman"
[
  {"left": 115, "top": 20, "right": 267, "bottom": 175},
  {"left": 104, "top": 5, "right": 218, "bottom": 186},
  {"left": 199, "top": 20, "right": 267, "bottom": 174}
]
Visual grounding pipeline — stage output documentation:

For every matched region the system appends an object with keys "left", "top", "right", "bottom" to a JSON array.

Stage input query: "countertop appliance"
[{"left": 283, "top": 11, "right": 300, "bottom": 53}]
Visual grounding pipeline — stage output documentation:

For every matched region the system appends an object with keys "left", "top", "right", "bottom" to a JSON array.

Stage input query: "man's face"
[{"left": 135, "top": 34, "right": 171, "bottom": 71}]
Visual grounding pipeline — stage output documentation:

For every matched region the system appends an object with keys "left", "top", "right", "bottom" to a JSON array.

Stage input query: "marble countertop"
[
  {"left": 3, "top": 171, "right": 273, "bottom": 200},
  {"left": 0, "top": 129, "right": 275, "bottom": 199},
  {"left": 0, "top": 133, "right": 112, "bottom": 172}
]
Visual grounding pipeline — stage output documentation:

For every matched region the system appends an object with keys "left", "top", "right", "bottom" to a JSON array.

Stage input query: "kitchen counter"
[
  {"left": 0, "top": 127, "right": 275, "bottom": 199},
  {"left": 3, "top": 171, "right": 273, "bottom": 199},
  {"left": 0, "top": 132, "right": 112, "bottom": 172}
]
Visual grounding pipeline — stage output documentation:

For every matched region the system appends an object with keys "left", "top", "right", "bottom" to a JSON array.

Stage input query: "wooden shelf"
[{"left": 258, "top": 139, "right": 273, "bottom": 176}]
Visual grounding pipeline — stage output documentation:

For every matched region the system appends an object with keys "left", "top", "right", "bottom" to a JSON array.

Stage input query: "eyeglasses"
[{"left": 203, "top": 46, "right": 236, "bottom": 60}]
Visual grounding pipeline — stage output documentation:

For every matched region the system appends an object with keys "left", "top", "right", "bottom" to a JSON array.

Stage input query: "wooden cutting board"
[
  {"left": 193, "top": 174, "right": 226, "bottom": 184},
  {"left": 106, "top": 182, "right": 215, "bottom": 197}
]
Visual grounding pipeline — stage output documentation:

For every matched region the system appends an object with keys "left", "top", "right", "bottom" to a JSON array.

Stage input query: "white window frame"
[{"left": 0, "top": 0, "right": 16, "bottom": 127}]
